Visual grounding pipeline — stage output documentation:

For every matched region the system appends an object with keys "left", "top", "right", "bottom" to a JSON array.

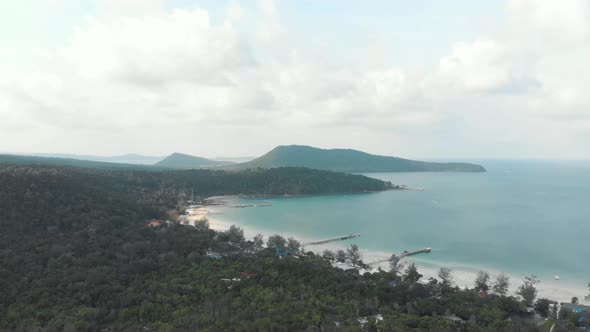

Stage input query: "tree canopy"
[{"left": 0, "top": 164, "right": 572, "bottom": 331}]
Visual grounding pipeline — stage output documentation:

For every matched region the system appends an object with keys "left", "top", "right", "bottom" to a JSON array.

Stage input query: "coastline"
[
  {"left": 185, "top": 205, "right": 234, "bottom": 231},
  {"left": 185, "top": 198, "right": 589, "bottom": 306},
  {"left": 202, "top": 189, "right": 399, "bottom": 202}
]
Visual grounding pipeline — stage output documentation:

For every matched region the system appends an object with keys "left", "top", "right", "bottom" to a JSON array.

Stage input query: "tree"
[
  {"left": 474, "top": 271, "right": 490, "bottom": 292},
  {"left": 0, "top": 164, "right": 545, "bottom": 331},
  {"left": 571, "top": 297, "right": 578, "bottom": 304},
  {"left": 493, "top": 273, "right": 510, "bottom": 296},
  {"left": 193, "top": 218, "right": 210, "bottom": 231},
  {"left": 437, "top": 267, "right": 454, "bottom": 287},
  {"left": 225, "top": 225, "right": 245, "bottom": 245},
  {"left": 336, "top": 249, "right": 347, "bottom": 263},
  {"left": 553, "top": 320, "right": 577, "bottom": 332},
  {"left": 586, "top": 282, "right": 590, "bottom": 302},
  {"left": 517, "top": 275, "right": 540, "bottom": 307},
  {"left": 266, "top": 234, "right": 287, "bottom": 248},
  {"left": 534, "top": 298, "right": 555, "bottom": 318},
  {"left": 322, "top": 250, "right": 335, "bottom": 262},
  {"left": 252, "top": 234, "right": 264, "bottom": 252},
  {"left": 286, "top": 237, "right": 301, "bottom": 252},
  {"left": 388, "top": 254, "right": 405, "bottom": 278},
  {"left": 346, "top": 244, "right": 362, "bottom": 267},
  {"left": 403, "top": 263, "right": 422, "bottom": 283}
]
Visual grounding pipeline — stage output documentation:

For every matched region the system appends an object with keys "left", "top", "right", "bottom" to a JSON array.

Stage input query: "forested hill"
[
  {"left": 0, "top": 164, "right": 391, "bottom": 237},
  {"left": 0, "top": 164, "right": 392, "bottom": 205},
  {"left": 0, "top": 154, "right": 165, "bottom": 171},
  {"left": 0, "top": 164, "right": 573, "bottom": 331},
  {"left": 229, "top": 145, "right": 486, "bottom": 173},
  {"left": 154, "top": 152, "right": 233, "bottom": 169}
]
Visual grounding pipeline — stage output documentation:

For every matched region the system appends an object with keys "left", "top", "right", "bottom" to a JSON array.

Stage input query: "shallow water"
[{"left": 214, "top": 160, "right": 590, "bottom": 296}]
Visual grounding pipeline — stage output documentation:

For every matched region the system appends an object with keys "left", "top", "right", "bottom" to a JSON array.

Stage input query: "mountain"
[
  {"left": 31, "top": 153, "right": 164, "bottom": 165},
  {"left": 154, "top": 153, "right": 233, "bottom": 169},
  {"left": 230, "top": 145, "right": 486, "bottom": 172},
  {"left": 0, "top": 154, "right": 165, "bottom": 171}
]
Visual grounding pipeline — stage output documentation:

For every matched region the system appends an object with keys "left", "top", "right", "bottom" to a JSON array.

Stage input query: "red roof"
[{"left": 147, "top": 220, "right": 163, "bottom": 227}]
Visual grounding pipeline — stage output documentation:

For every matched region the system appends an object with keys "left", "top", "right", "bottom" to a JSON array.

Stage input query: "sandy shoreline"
[
  {"left": 185, "top": 205, "right": 236, "bottom": 231},
  {"left": 184, "top": 204, "right": 588, "bottom": 305}
]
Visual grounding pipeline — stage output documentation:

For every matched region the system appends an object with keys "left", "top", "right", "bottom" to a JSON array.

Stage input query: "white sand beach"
[
  {"left": 182, "top": 202, "right": 589, "bottom": 306},
  {"left": 185, "top": 206, "right": 233, "bottom": 231}
]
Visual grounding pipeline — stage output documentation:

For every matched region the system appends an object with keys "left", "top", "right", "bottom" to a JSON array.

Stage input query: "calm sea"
[{"left": 214, "top": 160, "right": 590, "bottom": 293}]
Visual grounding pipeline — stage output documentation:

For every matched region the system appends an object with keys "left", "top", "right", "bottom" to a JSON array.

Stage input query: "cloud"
[
  {"left": 508, "top": 0, "right": 590, "bottom": 46},
  {"left": 4, "top": 6, "right": 435, "bottom": 134},
  {"left": 95, "top": 0, "right": 166, "bottom": 17},
  {"left": 0, "top": 1, "right": 589, "bottom": 158},
  {"left": 62, "top": 9, "right": 254, "bottom": 85},
  {"left": 433, "top": 39, "right": 540, "bottom": 95},
  {"left": 1, "top": 8, "right": 278, "bottom": 134},
  {"left": 256, "top": 0, "right": 283, "bottom": 47}
]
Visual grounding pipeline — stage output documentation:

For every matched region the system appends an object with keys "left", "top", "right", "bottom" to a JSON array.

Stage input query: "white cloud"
[
  {"left": 433, "top": 39, "right": 539, "bottom": 95},
  {"left": 62, "top": 9, "right": 253, "bottom": 84},
  {"left": 0, "top": 1, "right": 589, "bottom": 159},
  {"left": 508, "top": 0, "right": 590, "bottom": 46},
  {"left": 504, "top": 0, "right": 590, "bottom": 129},
  {"left": 95, "top": 0, "right": 166, "bottom": 17},
  {"left": 256, "top": 0, "right": 283, "bottom": 47}
]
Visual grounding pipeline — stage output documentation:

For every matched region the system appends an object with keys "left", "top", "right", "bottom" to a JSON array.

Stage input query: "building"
[
  {"left": 207, "top": 250, "right": 223, "bottom": 260},
  {"left": 146, "top": 219, "right": 163, "bottom": 227},
  {"left": 560, "top": 302, "right": 590, "bottom": 328}
]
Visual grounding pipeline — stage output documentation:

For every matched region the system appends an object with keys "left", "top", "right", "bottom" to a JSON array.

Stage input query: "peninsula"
[{"left": 227, "top": 145, "right": 486, "bottom": 173}]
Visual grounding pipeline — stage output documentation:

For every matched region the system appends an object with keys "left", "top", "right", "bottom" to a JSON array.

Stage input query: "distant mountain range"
[
  {"left": 227, "top": 145, "right": 486, "bottom": 172},
  {"left": 0, "top": 154, "right": 164, "bottom": 171},
  {"left": 30, "top": 153, "right": 164, "bottom": 165},
  {"left": 0, "top": 145, "right": 486, "bottom": 173},
  {"left": 154, "top": 153, "right": 233, "bottom": 169}
]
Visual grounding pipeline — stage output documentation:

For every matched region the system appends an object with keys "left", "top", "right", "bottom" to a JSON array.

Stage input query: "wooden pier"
[
  {"left": 401, "top": 247, "right": 431, "bottom": 257},
  {"left": 231, "top": 204, "right": 272, "bottom": 208},
  {"left": 304, "top": 233, "right": 361, "bottom": 246},
  {"left": 367, "top": 247, "right": 431, "bottom": 266}
]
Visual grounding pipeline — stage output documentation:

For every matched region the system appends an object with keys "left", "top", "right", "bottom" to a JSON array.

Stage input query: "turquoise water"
[{"left": 215, "top": 161, "right": 590, "bottom": 288}]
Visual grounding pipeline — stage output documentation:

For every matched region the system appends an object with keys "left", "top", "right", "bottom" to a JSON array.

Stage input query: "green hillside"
[
  {"left": 155, "top": 152, "right": 233, "bottom": 169},
  {"left": 231, "top": 145, "right": 486, "bottom": 172},
  {"left": 0, "top": 154, "right": 165, "bottom": 171},
  {"left": 0, "top": 164, "right": 541, "bottom": 331},
  {"left": 33, "top": 153, "right": 164, "bottom": 165}
]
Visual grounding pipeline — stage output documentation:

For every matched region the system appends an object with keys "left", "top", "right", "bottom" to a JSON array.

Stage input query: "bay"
[{"left": 214, "top": 160, "right": 590, "bottom": 297}]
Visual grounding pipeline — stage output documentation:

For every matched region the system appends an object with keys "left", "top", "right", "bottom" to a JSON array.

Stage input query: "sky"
[{"left": 0, "top": 0, "right": 589, "bottom": 159}]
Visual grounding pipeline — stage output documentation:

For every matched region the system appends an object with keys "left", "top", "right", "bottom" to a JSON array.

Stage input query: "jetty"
[
  {"left": 401, "top": 247, "right": 431, "bottom": 257},
  {"left": 304, "top": 233, "right": 361, "bottom": 246},
  {"left": 367, "top": 247, "right": 432, "bottom": 266},
  {"left": 231, "top": 204, "right": 272, "bottom": 208}
]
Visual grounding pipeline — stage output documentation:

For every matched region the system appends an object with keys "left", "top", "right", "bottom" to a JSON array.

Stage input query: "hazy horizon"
[
  {"left": 2, "top": 148, "right": 590, "bottom": 163},
  {"left": 1, "top": 0, "right": 589, "bottom": 159}
]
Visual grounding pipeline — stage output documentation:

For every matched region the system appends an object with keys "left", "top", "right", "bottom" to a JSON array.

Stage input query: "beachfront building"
[
  {"left": 146, "top": 219, "right": 163, "bottom": 227},
  {"left": 560, "top": 302, "right": 590, "bottom": 329}
]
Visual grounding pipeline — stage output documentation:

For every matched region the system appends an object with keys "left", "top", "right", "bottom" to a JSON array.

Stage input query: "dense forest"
[{"left": 0, "top": 164, "right": 585, "bottom": 331}]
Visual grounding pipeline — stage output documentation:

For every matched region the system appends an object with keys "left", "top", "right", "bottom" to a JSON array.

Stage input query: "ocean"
[{"left": 212, "top": 160, "right": 590, "bottom": 301}]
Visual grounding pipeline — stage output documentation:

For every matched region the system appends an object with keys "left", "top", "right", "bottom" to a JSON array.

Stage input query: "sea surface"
[{"left": 214, "top": 160, "right": 590, "bottom": 298}]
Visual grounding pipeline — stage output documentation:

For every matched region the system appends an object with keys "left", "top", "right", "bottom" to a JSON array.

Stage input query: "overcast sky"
[{"left": 1, "top": 0, "right": 589, "bottom": 159}]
